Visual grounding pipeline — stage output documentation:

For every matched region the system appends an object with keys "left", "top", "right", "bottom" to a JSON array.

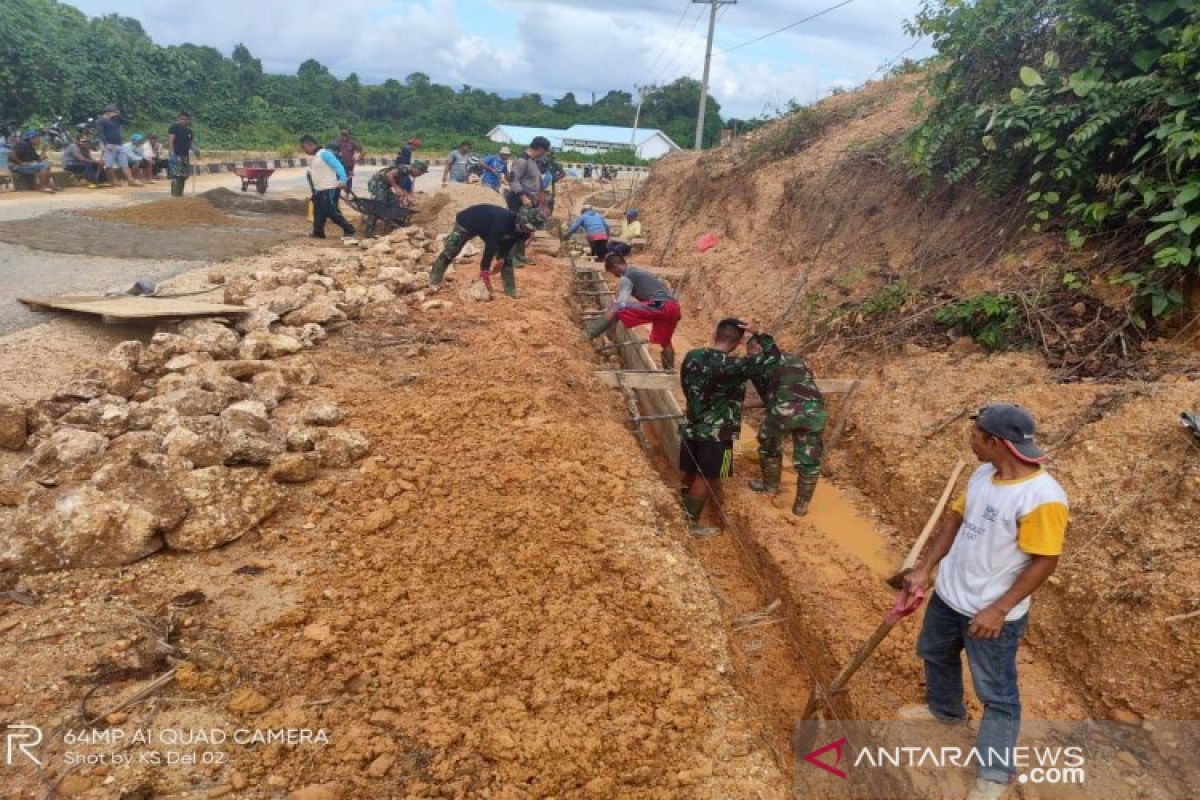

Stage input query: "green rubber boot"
[
  {"left": 428, "top": 254, "right": 452, "bottom": 289},
  {"left": 683, "top": 494, "right": 721, "bottom": 538},
  {"left": 586, "top": 315, "right": 615, "bottom": 339},
  {"left": 793, "top": 475, "right": 819, "bottom": 516},
  {"left": 749, "top": 455, "right": 782, "bottom": 494},
  {"left": 512, "top": 239, "right": 533, "bottom": 267}
]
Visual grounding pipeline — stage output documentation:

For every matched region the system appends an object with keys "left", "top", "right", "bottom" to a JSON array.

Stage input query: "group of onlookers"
[{"left": 0, "top": 106, "right": 196, "bottom": 195}]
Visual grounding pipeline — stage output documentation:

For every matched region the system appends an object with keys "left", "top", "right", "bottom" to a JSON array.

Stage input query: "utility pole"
[
  {"left": 693, "top": 0, "right": 735, "bottom": 151},
  {"left": 631, "top": 85, "right": 645, "bottom": 151}
]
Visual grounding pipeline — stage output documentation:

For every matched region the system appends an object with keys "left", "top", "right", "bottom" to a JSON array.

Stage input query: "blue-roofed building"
[
  {"left": 485, "top": 126, "right": 565, "bottom": 151},
  {"left": 486, "top": 123, "right": 681, "bottom": 160},
  {"left": 562, "top": 125, "right": 681, "bottom": 159}
]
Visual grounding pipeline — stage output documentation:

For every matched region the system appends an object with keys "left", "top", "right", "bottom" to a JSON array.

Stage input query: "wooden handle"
[{"left": 892, "top": 459, "right": 968, "bottom": 580}]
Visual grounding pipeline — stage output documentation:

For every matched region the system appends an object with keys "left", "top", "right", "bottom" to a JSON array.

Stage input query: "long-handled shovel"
[
  {"left": 792, "top": 587, "right": 926, "bottom": 759},
  {"left": 885, "top": 460, "right": 967, "bottom": 589}
]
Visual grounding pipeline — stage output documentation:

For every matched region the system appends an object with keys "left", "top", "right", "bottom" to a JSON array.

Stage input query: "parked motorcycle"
[{"left": 39, "top": 116, "right": 73, "bottom": 150}]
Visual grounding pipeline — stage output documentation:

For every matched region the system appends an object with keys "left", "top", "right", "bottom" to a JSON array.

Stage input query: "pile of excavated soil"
[
  {"left": 80, "top": 197, "right": 278, "bottom": 229},
  {"left": 411, "top": 182, "right": 504, "bottom": 234},
  {"left": 1, "top": 248, "right": 786, "bottom": 798},
  {"left": 202, "top": 187, "right": 308, "bottom": 216},
  {"left": 0, "top": 212, "right": 295, "bottom": 260}
]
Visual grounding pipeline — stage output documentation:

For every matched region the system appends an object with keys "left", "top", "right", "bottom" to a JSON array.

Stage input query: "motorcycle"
[
  {"left": 39, "top": 116, "right": 73, "bottom": 150},
  {"left": 0, "top": 120, "right": 19, "bottom": 147},
  {"left": 75, "top": 117, "right": 99, "bottom": 149}
]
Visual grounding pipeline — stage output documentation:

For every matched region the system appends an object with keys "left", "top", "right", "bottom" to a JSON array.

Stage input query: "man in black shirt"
[
  {"left": 428, "top": 205, "right": 545, "bottom": 299},
  {"left": 167, "top": 111, "right": 196, "bottom": 197},
  {"left": 10, "top": 131, "right": 56, "bottom": 192}
]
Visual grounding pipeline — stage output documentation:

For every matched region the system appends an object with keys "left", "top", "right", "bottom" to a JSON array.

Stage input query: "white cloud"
[{"left": 65, "top": 0, "right": 931, "bottom": 119}]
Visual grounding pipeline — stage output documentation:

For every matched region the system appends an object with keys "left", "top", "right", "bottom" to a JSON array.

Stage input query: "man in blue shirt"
[
  {"left": 479, "top": 147, "right": 510, "bottom": 192},
  {"left": 96, "top": 105, "right": 141, "bottom": 187},
  {"left": 301, "top": 134, "right": 354, "bottom": 239},
  {"left": 565, "top": 205, "right": 610, "bottom": 260}
]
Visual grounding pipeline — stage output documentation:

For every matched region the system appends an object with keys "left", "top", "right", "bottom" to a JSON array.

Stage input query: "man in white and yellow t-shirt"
[{"left": 901, "top": 403, "right": 1068, "bottom": 800}]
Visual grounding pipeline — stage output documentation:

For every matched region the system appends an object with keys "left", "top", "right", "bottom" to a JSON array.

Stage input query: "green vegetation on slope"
[{"left": 905, "top": 0, "right": 1200, "bottom": 323}]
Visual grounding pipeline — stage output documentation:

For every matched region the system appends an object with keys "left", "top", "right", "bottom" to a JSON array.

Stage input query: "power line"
[
  {"left": 646, "top": 0, "right": 697, "bottom": 81},
  {"left": 649, "top": 5, "right": 708, "bottom": 87},
  {"left": 719, "top": 0, "right": 856, "bottom": 54}
]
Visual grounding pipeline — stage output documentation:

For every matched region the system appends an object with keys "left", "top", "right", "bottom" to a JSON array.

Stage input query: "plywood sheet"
[{"left": 19, "top": 294, "right": 251, "bottom": 320}]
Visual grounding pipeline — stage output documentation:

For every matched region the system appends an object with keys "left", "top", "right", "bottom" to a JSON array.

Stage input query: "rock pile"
[{"left": 0, "top": 225, "right": 442, "bottom": 579}]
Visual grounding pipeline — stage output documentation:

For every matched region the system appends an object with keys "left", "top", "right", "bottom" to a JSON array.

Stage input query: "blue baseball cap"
[
  {"left": 22, "top": 130, "right": 40, "bottom": 140},
  {"left": 972, "top": 404, "right": 1047, "bottom": 463},
  {"left": 130, "top": 133, "right": 145, "bottom": 142},
  {"left": 626, "top": 208, "right": 638, "bottom": 218}
]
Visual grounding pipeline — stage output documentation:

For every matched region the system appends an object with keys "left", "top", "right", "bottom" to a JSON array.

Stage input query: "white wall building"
[{"left": 486, "top": 124, "right": 680, "bottom": 160}]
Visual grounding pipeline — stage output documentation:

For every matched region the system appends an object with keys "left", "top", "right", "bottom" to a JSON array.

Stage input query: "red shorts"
[{"left": 615, "top": 300, "right": 680, "bottom": 347}]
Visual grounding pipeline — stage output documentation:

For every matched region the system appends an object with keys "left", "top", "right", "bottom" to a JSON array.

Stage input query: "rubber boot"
[
  {"left": 661, "top": 347, "right": 675, "bottom": 371},
  {"left": 749, "top": 455, "right": 782, "bottom": 493},
  {"left": 683, "top": 494, "right": 721, "bottom": 538},
  {"left": 586, "top": 315, "right": 615, "bottom": 339},
  {"left": 428, "top": 253, "right": 451, "bottom": 289},
  {"left": 501, "top": 263, "right": 519, "bottom": 298},
  {"left": 512, "top": 239, "right": 533, "bottom": 267},
  {"left": 793, "top": 475, "right": 819, "bottom": 516}
]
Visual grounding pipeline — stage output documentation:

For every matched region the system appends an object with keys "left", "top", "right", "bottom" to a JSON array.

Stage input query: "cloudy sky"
[{"left": 66, "top": 0, "right": 931, "bottom": 119}]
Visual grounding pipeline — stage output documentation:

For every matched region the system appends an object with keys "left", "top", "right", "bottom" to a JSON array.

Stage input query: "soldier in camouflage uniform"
[
  {"left": 743, "top": 337, "right": 827, "bottom": 516},
  {"left": 429, "top": 204, "right": 545, "bottom": 298},
  {"left": 679, "top": 319, "right": 783, "bottom": 537},
  {"left": 363, "top": 160, "right": 429, "bottom": 237}
]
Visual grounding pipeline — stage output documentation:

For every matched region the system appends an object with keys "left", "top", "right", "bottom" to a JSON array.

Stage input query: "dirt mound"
[
  {"left": 636, "top": 74, "right": 1200, "bottom": 720},
  {"left": 81, "top": 196, "right": 277, "bottom": 229},
  {"left": 202, "top": 187, "right": 307, "bottom": 215},
  {"left": 0, "top": 212, "right": 294, "bottom": 260},
  {"left": 411, "top": 182, "right": 504, "bottom": 233}
]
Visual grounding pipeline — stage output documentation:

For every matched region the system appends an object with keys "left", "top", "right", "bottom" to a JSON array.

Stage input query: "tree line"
[{"left": 0, "top": 0, "right": 726, "bottom": 159}]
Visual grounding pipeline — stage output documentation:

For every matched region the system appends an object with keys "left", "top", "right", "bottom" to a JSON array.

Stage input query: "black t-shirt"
[
  {"left": 395, "top": 146, "right": 412, "bottom": 166},
  {"left": 97, "top": 117, "right": 122, "bottom": 145},
  {"left": 167, "top": 123, "right": 194, "bottom": 156},
  {"left": 13, "top": 140, "right": 40, "bottom": 163},
  {"left": 454, "top": 204, "right": 531, "bottom": 272}
]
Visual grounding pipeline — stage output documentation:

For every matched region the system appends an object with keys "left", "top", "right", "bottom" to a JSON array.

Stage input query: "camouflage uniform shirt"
[
  {"left": 681, "top": 334, "right": 783, "bottom": 442},
  {"left": 750, "top": 352, "right": 826, "bottom": 430},
  {"left": 367, "top": 165, "right": 420, "bottom": 201}
]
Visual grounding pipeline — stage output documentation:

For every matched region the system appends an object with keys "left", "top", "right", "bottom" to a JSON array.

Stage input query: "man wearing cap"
[
  {"left": 362, "top": 160, "right": 429, "bottom": 237},
  {"left": 506, "top": 136, "right": 551, "bottom": 266},
  {"left": 679, "top": 320, "right": 782, "bottom": 536},
  {"left": 480, "top": 147, "right": 510, "bottom": 193},
  {"left": 428, "top": 204, "right": 544, "bottom": 299},
  {"left": 900, "top": 403, "right": 1068, "bottom": 800},
  {"left": 97, "top": 105, "right": 141, "bottom": 187},
  {"left": 123, "top": 134, "right": 152, "bottom": 183},
  {"left": 9, "top": 131, "right": 57, "bottom": 192},
  {"left": 586, "top": 253, "right": 681, "bottom": 370}
]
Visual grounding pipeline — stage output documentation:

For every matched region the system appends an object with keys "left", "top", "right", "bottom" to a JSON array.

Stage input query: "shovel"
[
  {"left": 792, "top": 587, "right": 926, "bottom": 758},
  {"left": 885, "top": 460, "right": 967, "bottom": 589}
]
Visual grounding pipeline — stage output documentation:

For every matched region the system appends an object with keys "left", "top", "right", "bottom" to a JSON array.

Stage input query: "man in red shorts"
[{"left": 585, "top": 253, "right": 682, "bottom": 369}]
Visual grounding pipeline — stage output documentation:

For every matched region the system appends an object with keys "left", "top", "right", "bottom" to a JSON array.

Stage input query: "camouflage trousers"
[
  {"left": 362, "top": 179, "right": 397, "bottom": 238},
  {"left": 757, "top": 409, "right": 827, "bottom": 479},
  {"left": 429, "top": 225, "right": 515, "bottom": 294}
]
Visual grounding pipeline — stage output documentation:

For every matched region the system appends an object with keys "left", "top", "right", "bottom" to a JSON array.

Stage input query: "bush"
[
  {"left": 906, "top": 0, "right": 1200, "bottom": 324},
  {"left": 935, "top": 293, "right": 1025, "bottom": 350}
]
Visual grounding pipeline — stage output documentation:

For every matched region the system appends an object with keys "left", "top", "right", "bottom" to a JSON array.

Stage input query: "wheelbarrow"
[
  {"left": 344, "top": 190, "right": 416, "bottom": 228},
  {"left": 235, "top": 166, "right": 275, "bottom": 194}
]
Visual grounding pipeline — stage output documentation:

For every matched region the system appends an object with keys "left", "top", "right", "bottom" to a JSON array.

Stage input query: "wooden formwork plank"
[
  {"left": 18, "top": 294, "right": 249, "bottom": 320},
  {"left": 573, "top": 257, "right": 683, "bottom": 467}
]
